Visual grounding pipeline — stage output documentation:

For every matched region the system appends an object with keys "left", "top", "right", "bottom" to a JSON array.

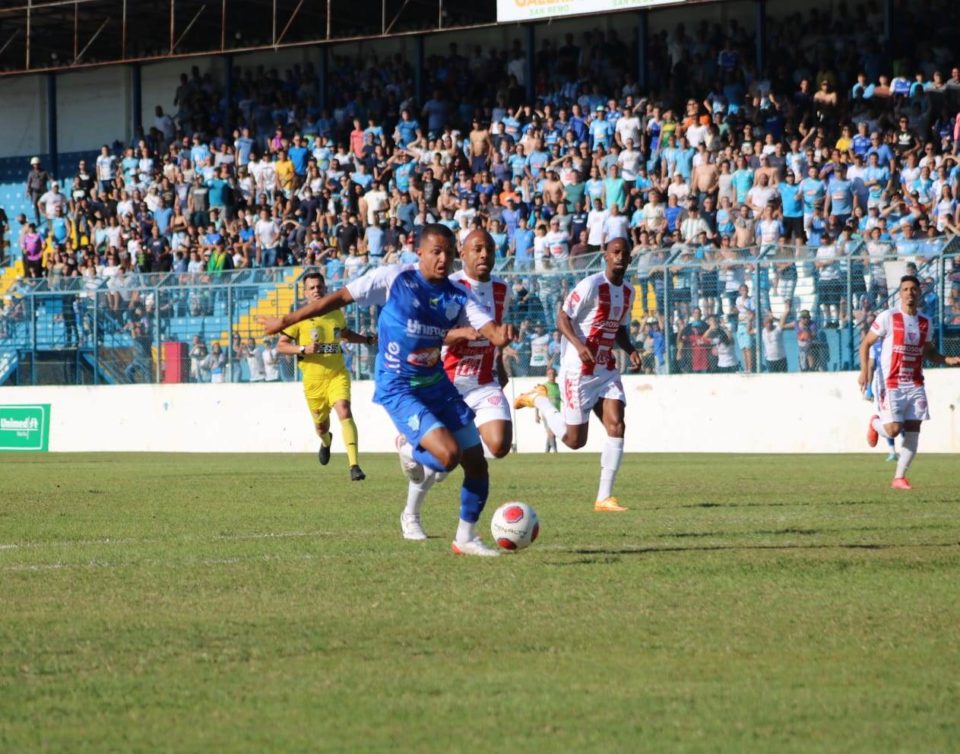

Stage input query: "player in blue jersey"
[{"left": 260, "top": 225, "right": 515, "bottom": 556}]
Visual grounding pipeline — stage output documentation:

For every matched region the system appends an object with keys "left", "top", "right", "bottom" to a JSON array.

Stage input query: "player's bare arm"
[
  {"left": 557, "top": 309, "right": 594, "bottom": 364},
  {"left": 858, "top": 329, "right": 880, "bottom": 391},
  {"left": 260, "top": 287, "right": 354, "bottom": 335},
  {"left": 444, "top": 327, "right": 480, "bottom": 345},
  {"left": 923, "top": 340, "right": 960, "bottom": 367},
  {"left": 340, "top": 327, "right": 376, "bottom": 346},
  {"left": 615, "top": 325, "right": 642, "bottom": 371},
  {"left": 478, "top": 321, "right": 516, "bottom": 348}
]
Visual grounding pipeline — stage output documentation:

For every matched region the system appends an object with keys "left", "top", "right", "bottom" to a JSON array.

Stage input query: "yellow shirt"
[
  {"left": 275, "top": 160, "right": 295, "bottom": 191},
  {"left": 283, "top": 311, "right": 347, "bottom": 380}
]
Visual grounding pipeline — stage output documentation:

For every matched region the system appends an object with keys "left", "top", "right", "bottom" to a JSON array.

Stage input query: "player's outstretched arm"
[
  {"left": 259, "top": 288, "right": 355, "bottom": 335},
  {"left": 858, "top": 329, "right": 880, "bottom": 392},
  {"left": 444, "top": 326, "right": 480, "bottom": 345},
  {"left": 923, "top": 341, "right": 960, "bottom": 367},
  {"left": 341, "top": 327, "right": 376, "bottom": 346}
]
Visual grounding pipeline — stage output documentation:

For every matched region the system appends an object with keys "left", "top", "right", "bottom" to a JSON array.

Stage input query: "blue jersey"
[
  {"left": 799, "top": 177, "right": 825, "bottom": 214},
  {"left": 345, "top": 265, "right": 492, "bottom": 395}
]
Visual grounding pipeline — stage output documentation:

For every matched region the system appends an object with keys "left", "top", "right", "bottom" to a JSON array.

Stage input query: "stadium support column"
[
  {"left": 132, "top": 62, "right": 143, "bottom": 141},
  {"left": 223, "top": 54, "right": 233, "bottom": 132},
  {"left": 755, "top": 0, "right": 766, "bottom": 73},
  {"left": 524, "top": 24, "right": 535, "bottom": 104},
  {"left": 883, "top": 0, "right": 894, "bottom": 57},
  {"left": 414, "top": 36, "right": 425, "bottom": 106},
  {"left": 636, "top": 11, "right": 649, "bottom": 90},
  {"left": 318, "top": 45, "right": 328, "bottom": 112},
  {"left": 47, "top": 73, "right": 59, "bottom": 181}
]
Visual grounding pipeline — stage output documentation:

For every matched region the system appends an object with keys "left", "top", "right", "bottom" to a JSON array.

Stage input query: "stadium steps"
[{"left": 214, "top": 267, "right": 301, "bottom": 345}]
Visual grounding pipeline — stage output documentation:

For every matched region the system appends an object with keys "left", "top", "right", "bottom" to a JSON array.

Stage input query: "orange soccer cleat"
[
  {"left": 891, "top": 477, "right": 912, "bottom": 490},
  {"left": 594, "top": 496, "right": 628, "bottom": 512},
  {"left": 866, "top": 415, "right": 879, "bottom": 448},
  {"left": 513, "top": 384, "right": 548, "bottom": 410}
]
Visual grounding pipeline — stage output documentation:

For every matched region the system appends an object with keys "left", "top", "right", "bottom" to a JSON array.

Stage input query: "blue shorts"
[
  {"left": 375, "top": 377, "right": 476, "bottom": 449},
  {"left": 736, "top": 326, "right": 752, "bottom": 350}
]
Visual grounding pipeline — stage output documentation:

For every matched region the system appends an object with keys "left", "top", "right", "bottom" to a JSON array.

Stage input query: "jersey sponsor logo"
[
  {"left": 407, "top": 347, "right": 441, "bottom": 367},
  {"left": 405, "top": 319, "right": 446, "bottom": 337},
  {"left": 383, "top": 341, "right": 401, "bottom": 369},
  {"left": 486, "top": 392, "right": 503, "bottom": 406}
]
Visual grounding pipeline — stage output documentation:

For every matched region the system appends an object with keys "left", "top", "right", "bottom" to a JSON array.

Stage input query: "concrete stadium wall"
[
  {"left": 3, "top": 372, "right": 958, "bottom": 454},
  {"left": 57, "top": 67, "right": 132, "bottom": 153},
  {"left": 0, "top": 76, "right": 47, "bottom": 159}
]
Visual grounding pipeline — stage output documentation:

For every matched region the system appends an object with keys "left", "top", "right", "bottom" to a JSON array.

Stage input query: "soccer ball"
[{"left": 490, "top": 502, "right": 540, "bottom": 551}]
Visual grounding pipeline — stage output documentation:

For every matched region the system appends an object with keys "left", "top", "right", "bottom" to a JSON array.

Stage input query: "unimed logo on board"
[{"left": 0, "top": 405, "right": 51, "bottom": 452}]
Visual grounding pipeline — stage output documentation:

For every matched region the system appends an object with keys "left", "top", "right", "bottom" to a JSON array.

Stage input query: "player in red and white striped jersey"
[
  {"left": 401, "top": 230, "right": 514, "bottom": 540},
  {"left": 859, "top": 275, "right": 960, "bottom": 489},
  {"left": 514, "top": 238, "right": 642, "bottom": 512}
]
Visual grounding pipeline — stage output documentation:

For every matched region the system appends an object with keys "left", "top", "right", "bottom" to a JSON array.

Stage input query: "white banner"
[{"left": 497, "top": 0, "right": 687, "bottom": 23}]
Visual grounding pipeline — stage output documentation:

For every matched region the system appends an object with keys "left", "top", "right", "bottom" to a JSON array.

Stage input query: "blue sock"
[
  {"left": 459, "top": 475, "right": 489, "bottom": 524},
  {"left": 886, "top": 437, "right": 896, "bottom": 450},
  {"left": 413, "top": 445, "right": 448, "bottom": 473}
]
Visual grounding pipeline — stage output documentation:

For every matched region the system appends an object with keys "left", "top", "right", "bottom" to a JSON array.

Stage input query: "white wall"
[
  {"left": 3, "top": 372, "right": 959, "bottom": 454},
  {"left": 57, "top": 67, "right": 131, "bottom": 152},
  {"left": 0, "top": 74, "right": 47, "bottom": 158},
  {"left": 140, "top": 58, "right": 220, "bottom": 128}
]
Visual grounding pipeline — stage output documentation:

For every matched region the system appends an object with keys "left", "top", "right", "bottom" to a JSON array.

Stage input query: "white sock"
[
  {"left": 404, "top": 470, "right": 437, "bottom": 516},
  {"left": 455, "top": 518, "right": 477, "bottom": 543},
  {"left": 534, "top": 396, "right": 567, "bottom": 438},
  {"left": 596, "top": 436, "right": 625, "bottom": 501},
  {"left": 895, "top": 432, "right": 919, "bottom": 479},
  {"left": 481, "top": 440, "right": 496, "bottom": 460},
  {"left": 872, "top": 417, "right": 893, "bottom": 439}
]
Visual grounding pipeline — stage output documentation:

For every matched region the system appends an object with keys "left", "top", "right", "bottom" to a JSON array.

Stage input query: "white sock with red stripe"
[
  {"left": 597, "top": 437, "right": 624, "bottom": 501},
  {"left": 872, "top": 417, "right": 893, "bottom": 439},
  {"left": 895, "top": 432, "right": 919, "bottom": 479},
  {"left": 534, "top": 396, "right": 567, "bottom": 438},
  {"left": 404, "top": 471, "right": 437, "bottom": 516}
]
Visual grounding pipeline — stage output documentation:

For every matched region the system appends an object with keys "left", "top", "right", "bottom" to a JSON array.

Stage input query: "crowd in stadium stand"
[{"left": 4, "top": 1, "right": 960, "bottom": 376}]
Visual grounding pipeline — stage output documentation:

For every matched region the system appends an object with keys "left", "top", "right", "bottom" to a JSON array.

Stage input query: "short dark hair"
[
  {"left": 419, "top": 223, "right": 456, "bottom": 249},
  {"left": 302, "top": 270, "right": 325, "bottom": 286},
  {"left": 900, "top": 274, "right": 921, "bottom": 288}
]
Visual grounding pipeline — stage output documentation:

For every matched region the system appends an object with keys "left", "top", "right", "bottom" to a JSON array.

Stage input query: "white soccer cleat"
[
  {"left": 400, "top": 512, "right": 428, "bottom": 541},
  {"left": 395, "top": 435, "right": 424, "bottom": 484},
  {"left": 451, "top": 537, "right": 500, "bottom": 557}
]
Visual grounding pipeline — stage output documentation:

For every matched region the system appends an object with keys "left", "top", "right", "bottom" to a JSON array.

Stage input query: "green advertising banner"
[{"left": 0, "top": 404, "right": 51, "bottom": 452}]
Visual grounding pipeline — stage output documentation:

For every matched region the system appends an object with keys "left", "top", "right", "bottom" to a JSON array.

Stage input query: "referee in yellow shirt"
[{"left": 278, "top": 271, "right": 373, "bottom": 481}]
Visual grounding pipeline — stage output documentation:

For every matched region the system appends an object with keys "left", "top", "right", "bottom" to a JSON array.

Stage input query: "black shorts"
[
  {"left": 818, "top": 279, "right": 842, "bottom": 305},
  {"left": 783, "top": 216, "right": 805, "bottom": 240},
  {"left": 766, "top": 358, "right": 787, "bottom": 373}
]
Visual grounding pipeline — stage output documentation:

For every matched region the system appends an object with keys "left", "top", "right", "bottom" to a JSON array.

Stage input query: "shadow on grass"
[{"left": 556, "top": 540, "right": 959, "bottom": 556}]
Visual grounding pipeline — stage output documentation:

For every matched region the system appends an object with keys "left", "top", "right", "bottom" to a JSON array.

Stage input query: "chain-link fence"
[{"left": 2, "top": 238, "right": 958, "bottom": 386}]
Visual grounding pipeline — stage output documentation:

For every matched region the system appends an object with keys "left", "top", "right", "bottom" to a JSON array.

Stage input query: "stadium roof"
[{"left": 0, "top": 0, "right": 499, "bottom": 76}]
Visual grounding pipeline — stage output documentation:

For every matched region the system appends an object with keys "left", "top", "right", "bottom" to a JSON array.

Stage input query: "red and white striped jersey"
[
  {"left": 560, "top": 272, "right": 633, "bottom": 376},
  {"left": 444, "top": 271, "right": 510, "bottom": 391},
  {"left": 870, "top": 308, "right": 930, "bottom": 388}
]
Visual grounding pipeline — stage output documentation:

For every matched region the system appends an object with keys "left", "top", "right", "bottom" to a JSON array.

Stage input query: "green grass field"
[{"left": 2, "top": 452, "right": 959, "bottom": 753}]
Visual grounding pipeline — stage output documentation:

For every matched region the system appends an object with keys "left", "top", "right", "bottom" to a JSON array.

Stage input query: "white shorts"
[
  {"left": 878, "top": 385, "right": 930, "bottom": 424},
  {"left": 462, "top": 383, "right": 511, "bottom": 427},
  {"left": 560, "top": 368, "right": 625, "bottom": 425}
]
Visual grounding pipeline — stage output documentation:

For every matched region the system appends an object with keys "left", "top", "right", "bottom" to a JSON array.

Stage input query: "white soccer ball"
[{"left": 490, "top": 502, "right": 540, "bottom": 551}]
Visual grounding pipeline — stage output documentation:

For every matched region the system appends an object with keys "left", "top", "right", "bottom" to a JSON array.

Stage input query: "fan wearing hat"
[{"left": 26, "top": 157, "right": 50, "bottom": 226}]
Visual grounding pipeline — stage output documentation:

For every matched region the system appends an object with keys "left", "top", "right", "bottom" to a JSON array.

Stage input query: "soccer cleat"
[
  {"left": 451, "top": 537, "right": 500, "bottom": 557},
  {"left": 594, "top": 496, "right": 628, "bottom": 512},
  {"left": 349, "top": 465, "right": 366, "bottom": 481},
  {"left": 395, "top": 435, "right": 425, "bottom": 484},
  {"left": 400, "top": 512, "right": 427, "bottom": 541},
  {"left": 891, "top": 477, "right": 912, "bottom": 490},
  {"left": 513, "top": 384, "right": 548, "bottom": 410},
  {"left": 885, "top": 452, "right": 899, "bottom": 462},
  {"left": 318, "top": 443, "right": 331, "bottom": 465},
  {"left": 866, "top": 415, "right": 879, "bottom": 448}
]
